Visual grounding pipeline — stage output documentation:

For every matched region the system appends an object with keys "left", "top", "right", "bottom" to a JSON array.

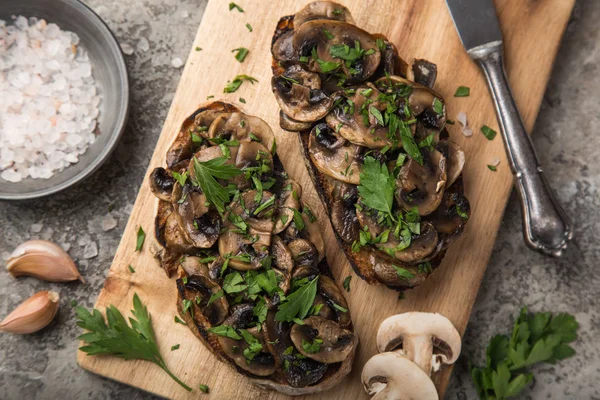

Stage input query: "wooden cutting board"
[{"left": 77, "top": 0, "right": 575, "bottom": 398}]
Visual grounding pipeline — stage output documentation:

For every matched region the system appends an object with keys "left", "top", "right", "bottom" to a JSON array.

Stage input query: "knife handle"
[{"left": 476, "top": 45, "right": 573, "bottom": 257}]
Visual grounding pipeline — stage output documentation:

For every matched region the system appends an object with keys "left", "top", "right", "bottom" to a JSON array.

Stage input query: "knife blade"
[
  {"left": 446, "top": 0, "right": 502, "bottom": 58},
  {"left": 445, "top": 0, "right": 573, "bottom": 256}
]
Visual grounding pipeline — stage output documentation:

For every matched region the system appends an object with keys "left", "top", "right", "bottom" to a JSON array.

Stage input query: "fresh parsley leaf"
[
  {"left": 195, "top": 47, "right": 202, "bottom": 51},
  {"left": 454, "top": 86, "right": 470, "bottom": 97},
  {"left": 433, "top": 98, "right": 444, "bottom": 116},
  {"left": 246, "top": 23, "right": 252, "bottom": 32},
  {"left": 481, "top": 125, "right": 497, "bottom": 140},
  {"left": 488, "top": 164, "right": 497, "bottom": 171},
  {"left": 128, "top": 265, "right": 135, "bottom": 273},
  {"left": 206, "top": 289, "right": 224, "bottom": 307},
  {"left": 135, "top": 227, "right": 146, "bottom": 251},
  {"left": 322, "top": 29, "right": 334, "bottom": 40},
  {"left": 302, "top": 338, "right": 323, "bottom": 354},
  {"left": 76, "top": 294, "right": 192, "bottom": 391},
  {"left": 228, "top": 2, "right": 243, "bottom": 12},
  {"left": 470, "top": 307, "right": 578, "bottom": 399},
  {"left": 343, "top": 276, "right": 351, "bottom": 292},
  {"left": 223, "top": 272, "right": 248, "bottom": 294},
  {"left": 398, "top": 120, "right": 423, "bottom": 165},
  {"left": 207, "top": 324, "right": 242, "bottom": 340},
  {"left": 393, "top": 265, "right": 414, "bottom": 281},
  {"left": 172, "top": 170, "right": 188, "bottom": 186},
  {"left": 191, "top": 156, "right": 242, "bottom": 213},
  {"left": 240, "top": 329, "right": 263, "bottom": 362},
  {"left": 331, "top": 302, "right": 348, "bottom": 313},
  {"left": 223, "top": 74, "right": 258, "bottom": 93},
  {"left": 232, "top": 47, "right": 249, "bottom": 63},
  {"left": 171, "top": 344, "right": 180, "bottom": 351},
  {"left": 174, "top": 315, "right": 186, "bottom": 325},
  {"left": 199, "top": 384, "right": 209, "bottom": 393},
  {"left": 358, "top": 156, "right": 395, "bottom": 218},
  {"left": 369, "top": 106, "right": 384, "bottom": 126},
  {"left": 275, "top": 277, "right": 318, "bottom": 322}
]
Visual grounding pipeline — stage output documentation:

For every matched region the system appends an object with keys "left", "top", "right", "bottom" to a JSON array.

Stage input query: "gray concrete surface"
[{"left": 0, "top": 1, "right": 598, "bottom": 399}]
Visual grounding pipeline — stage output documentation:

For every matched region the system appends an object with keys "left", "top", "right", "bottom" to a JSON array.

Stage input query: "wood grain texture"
[{"left": 77, "top": 0, "right": 575, "bottom": 398}]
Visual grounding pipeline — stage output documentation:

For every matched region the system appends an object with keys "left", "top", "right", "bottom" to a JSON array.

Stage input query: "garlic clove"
[
  {"left": 0, "top": 291, "right": 60, "bottom": 334},
  {"left": 6, "top": 240, "right": 84, "bottom": 283}
]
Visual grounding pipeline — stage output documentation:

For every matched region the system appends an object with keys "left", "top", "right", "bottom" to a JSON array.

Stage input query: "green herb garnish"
[
  {"left": 302, "top": 338, "right": 323, "bottom": 354},
  {"left": 191, "top": 156, "right": 242, "bottom": 213},
  {"left": 488, "top": 164, "right": 497, "bottom": 171},
  {"left": 75, "top": 294, "right": 192, "bottom": 391},
  {"left": 454, "top": 86, "right": 470, "bottom": 97},
  {"left": 232, "top": 47, "right": 249, "bottom": 63},
  {"left": 470, "top": 307, "right": 578, "bottom": 400},
  {"left": 128, "top": 265, "right": 135, "bottom": 273},
  {"left": 433, "top": 98, "right": 444, "bottom": 116},
  {"left": 228, "top": 2, "right": 243, "bottom": 12},
  {"left": 199, "top": 384, "right": 209, "bottom": 393},
  {"left": 172, "top": 170, "right": 188, "bottom": 187},
  {"left": 481, "top": 125, "right": 497, "bottom": 140},
  {"left": 135, "top": 227, "right": 145, "bottom": 251},
  {"left": 207, "top": 324, "right": 242, "bottom": 340},
  {"left": 171, "top": 344, "right": 180, "bottom": 351},
  {"left": 358, "top": 156, "right": 395, "bottom": 219},
  {"left": 393, "top": 265, "right": 414, "bottom": 281},
  {"left": 275, "top": 277, "right": 318, "bottom": 322},
  {"left": 223, "top": 74, "right": 258, "bottom": 93},
  {"left": 174, "top": 316, "right": 186, "bottom": 325},
  {"left": 343, "top": 276, "right": 351, "bottom": 292},
  {"left": 246, "top": 23, "right": 252, "bottom": 32}
]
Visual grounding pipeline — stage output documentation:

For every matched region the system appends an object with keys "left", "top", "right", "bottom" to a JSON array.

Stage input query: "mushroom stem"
[{"left": 404, "top": 335, "right": 434, "bottom": 375}]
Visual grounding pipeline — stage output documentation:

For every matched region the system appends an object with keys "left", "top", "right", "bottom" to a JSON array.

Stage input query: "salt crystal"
[
  {"left": 490, "top": 158, "right": 500, "bottom": 167},
  {"left": 77, "top": 234, "right": 91, "bottom": 246},
  {"left": 83, "top": 241, "right": 98, "bottom": 259},
  {"left": 137, "top": 37, "right": 149, "bottom": 52},
  {"left": 1, "top": 169, "right": 22, "bottom": 182},
  {"left": 120, "top": 43, "right": 134, "bottom": 55},
  {"left": 462, "top": 126, "right": 473, "bottom": 137},
  {"left": 60, "top": 242, "right": 71, "bottom": 252},
  {"left": 31, "top": 223, "right": 43, "bottom": 233},
  {"left": 456, "top": 112, "right": 467, "bottom": 127},
  {"left": 101, "top": 213, "right": 117, "bottom": 231},
  {"left": 171, "top": 57, "right": 184, "bottom": 68}
]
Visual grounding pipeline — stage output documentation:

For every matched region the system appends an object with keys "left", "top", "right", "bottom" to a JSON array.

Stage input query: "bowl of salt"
[{"left": 0, "top": 0, "right": 129, "bottom": 200}]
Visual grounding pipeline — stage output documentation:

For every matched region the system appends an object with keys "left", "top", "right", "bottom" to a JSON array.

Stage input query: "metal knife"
[{"left": 445, "top": 0, "right": 573, "bottom": 257}]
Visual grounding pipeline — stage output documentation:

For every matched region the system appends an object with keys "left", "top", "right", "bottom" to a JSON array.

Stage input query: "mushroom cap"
[
  {"left": 294, "top": 1, "right": 355, "bottom": 28},
  {"left": 362, "top": 352, "right": 438, "bottom": 400},
  {"left": 290, "top": 316, "right": 357, "bottom": 363},
  {"left": 376, "top": 312, "right": 461, "bottom": 375},
  {"left": 308, "top": 123, "right": 361, "bottom": 185}
]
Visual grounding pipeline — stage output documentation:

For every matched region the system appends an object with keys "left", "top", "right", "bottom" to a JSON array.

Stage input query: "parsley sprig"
[
  {"left": 76, "top": 294, "right": 192, "bottom": 392},
  {"left": 191, "top": 156, "right": 242, "bottom": 213},
  {"left": 470, "top": 307, "right": 578, "bottom": 399},
  {"left": 275, "top": 277, "right": 318, "bottom": 322},
  {"left": 358, "top": 156, "right": 395, "bottom": 220}
]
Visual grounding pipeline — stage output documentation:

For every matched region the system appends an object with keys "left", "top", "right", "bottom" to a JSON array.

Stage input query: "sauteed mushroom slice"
[
  {"left": 279, "top": 110, "right": 314, "bottom": 132},
  {"left": 426, "top": 181, "right": 470, "bottom": 238},
  {"left": 273, "top": 179, "right": 302, "bottom": 234},
  {"left": 330, "top": 181, "right": 360, "bottom": 243},
  {"left": 272, "top": 30, "right": 296, "bottom": 63},
  {"left": 288, "top": 239, "right": 320, "bottom": 268},
  {"left": 171, "top": 182, "right": 221, "bottom": 249},
  {"left": 164, "top": 211, "right": 195, "bottom": 254},
  {"left": 290, "top": 316, "right": 357, "bottom": 363},
  {"left": 408, "top": 59, "right": 438, "bottom": 89},
  {"left": 272, "top": 236, "right": 294, "bottom": 293},
  {"left": 272, "top": 65, "right": 333, "bottom": 122},
  {"left": 372, "top": 34, "right": 408, "bottom": 79},
  {"left": 308, "top": 123, "right": 361, "bottom": 185},
  {"left": 395, "top": 149, "right": 447, "bottom": 216},
  {"left": 369, "top": 252, "right": 426, "bottom": 288},
  {"left": 219, "top": 190, "right": 276, "bottom": 270},
  {"left": 263, "top": 312, "right": 328, "bottom": 387},
  {"left": 294, "top": 20, "right": 381, "bottom": 82},
  {"left": 179, "top": 272, "right": 229, "bottom": 326},
  {"left": 435, "top": 140, "right": 465, "bottom": 188},
  {"left": 294, "top": 1, "right": 355, "bottom": 27},
  {"left": 325, "top": 86, "right": 393, "bottom": 149},
  {"left": 217, "top": 305, "right": 278, "bottom": 377},
  {"left": 378, "top": 221, "right": 439, "bottom": 264},
  {"left": 318, "top": 275, "right": 351, "bottom": 328},
  {"left": 149, "top": 167, "right": 174, "bottom": 201},
  {"left": 208, "top": 113, "right": 277, "bottom": 153}
]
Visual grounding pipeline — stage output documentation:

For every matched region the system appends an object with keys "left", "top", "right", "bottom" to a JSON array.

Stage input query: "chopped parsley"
[
  {"left": 228, "top": 2, "right": 243, "bottom": 12},
  {"left": 135, "top": 227, "right": 145, "bottom": 251},
  {"left": 393, "top": 265, "right": 415, "bottom": 281},
  {"left": 199, "top": 384, "right": 209, "bottom": 393},
  {"left": 275, "top": 277, "right": 318, "bottom": 322},
  {"left": 358, "top": 156, "right": 395, "bottom": 219},
  {"left": 488, "top": 164, "right": 497, "bottom": 171},
  {"left": 302, "top": 338, "right": 323, "bottom": 354},
  {"left": 128, "top": 265, "right": 135, "bottom": 273},
  {"left": 232, "top": 47, "right": 249, "bottom": 63},
  {"left": 223, "top": 74, "right": 258, "bottom": 93},
  {"left": 190, "top": 156, "right": 242, "bottom": 213},
  {"left": 343, "top": 276, "right": 352, "bottom": 292},
  {"left": 481, "top": 125, "right": 497, "bottom": 140},
  {"left": 454, "top": 86, "right": 470, "bottom": 97},
  {"left": 246, "top": 23, "right": 252, "bottom": 32},
  {"left": 171, "top": 344, "right": 180, "bottom": 351}
]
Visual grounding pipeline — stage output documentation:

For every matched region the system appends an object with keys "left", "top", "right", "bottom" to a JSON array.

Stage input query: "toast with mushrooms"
[
  {"left": 148, "top": 102, "right": 357, "bottom": 395},
  {"left": 270, "top": 1, "right": 471, "bottom": 290}
]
